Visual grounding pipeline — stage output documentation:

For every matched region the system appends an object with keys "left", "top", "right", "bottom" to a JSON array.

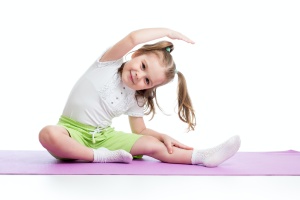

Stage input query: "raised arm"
[{"left": 100, "top": 28, "right": 195, "bottom": 62}]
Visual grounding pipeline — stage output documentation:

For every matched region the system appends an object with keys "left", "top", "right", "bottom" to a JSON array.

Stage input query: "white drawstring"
[{"left": 89, "top": 126, "right": 103, "bottom": 144}]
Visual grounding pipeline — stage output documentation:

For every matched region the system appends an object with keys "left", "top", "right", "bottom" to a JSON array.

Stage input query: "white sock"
[
  {"left": 191, "top": 135, "right": 241, "bottom": 167},
  {"left": 93, "top": 147, "right": 133, "bottom": 163}
]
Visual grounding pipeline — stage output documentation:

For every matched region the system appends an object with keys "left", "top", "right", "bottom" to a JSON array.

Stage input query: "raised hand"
[{"left": 167, "top": 29, "right": 195, "bottom": 44}]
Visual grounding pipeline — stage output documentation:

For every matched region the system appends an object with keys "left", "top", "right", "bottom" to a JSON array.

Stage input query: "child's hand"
[
  {"left": 167, "top": 30, "right": 195, "bottom": 44},
  {"left": 161, "top": 134, "right": 193, "bottom": 154}
]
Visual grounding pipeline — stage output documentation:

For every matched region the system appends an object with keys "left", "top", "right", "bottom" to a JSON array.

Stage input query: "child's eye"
[
  {"left": 145, "top": 78, "right": 150, "bottom": 85},
  {"left": 142, "top": 63, "right": 146, "bottom": 70}
]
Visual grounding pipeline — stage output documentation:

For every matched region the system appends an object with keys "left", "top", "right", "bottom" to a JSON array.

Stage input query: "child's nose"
[{"left": 136, "top": 71, "right": 145, "bottom": 80}]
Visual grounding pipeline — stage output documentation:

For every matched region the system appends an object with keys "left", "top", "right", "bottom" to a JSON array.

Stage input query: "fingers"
[
  {"left": 163, "top": 140, "right": 174, "bottom": 154},
  {"left": 168, "top": 31, "right": 195, "bottom": 44},
  {"left": 173, "top": 141, "right": 194, "bottom": 150},
  {"left": 180, "top": 35, "right": 195, "bottom": 44},
  {"left": 176, "top": 34, "right": 195, "bottom": 44},
  {"left": 165, "top": 141, "right": 194, "bottom": 154},
  {"left": 166, "top": 143, "right": 173, "bottom": 154},
  {"left": 161, "top": 134, "right": 194, "bottom": 154}
]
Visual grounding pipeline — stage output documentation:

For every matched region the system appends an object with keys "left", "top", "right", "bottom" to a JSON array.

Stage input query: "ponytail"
[{"left": 177, "top": 71, "right": 196, "bottom": 131}]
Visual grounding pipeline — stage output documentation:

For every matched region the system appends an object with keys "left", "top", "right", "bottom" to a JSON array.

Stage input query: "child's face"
[{"left": 122, "top": 53, "right": 166, "bottom": 91}]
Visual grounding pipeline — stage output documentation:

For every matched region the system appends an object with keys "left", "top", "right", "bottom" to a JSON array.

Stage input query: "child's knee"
[
  {"left": 38, "top": 126, "right": 52, "bottom": 144},
  {"left": 38, "top": 125, "right": 63, "bottom": 146},
  {"left": 140, "top": 135, "right": 166, "bottom": 154}
]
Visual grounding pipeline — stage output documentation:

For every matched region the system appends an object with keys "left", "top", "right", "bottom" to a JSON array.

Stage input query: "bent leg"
[
  {"left": 39, "top": 125, "right": 133, "bottom": 163},
  {"left": 39, "top": 125, "right": 94, "bottom": 161}
]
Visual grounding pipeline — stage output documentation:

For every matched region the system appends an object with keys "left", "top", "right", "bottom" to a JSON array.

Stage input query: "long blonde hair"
[{"left": 118, "top": 41, "right": 196, "bottom": 131}]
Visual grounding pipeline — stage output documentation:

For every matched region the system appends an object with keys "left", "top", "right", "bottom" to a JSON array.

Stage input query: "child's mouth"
[{"left": 130, "top": 71, "right": 134, "bottom": 84}]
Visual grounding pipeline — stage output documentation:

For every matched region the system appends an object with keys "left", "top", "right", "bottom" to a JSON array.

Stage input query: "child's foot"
[
  {"left": 93, "top": 147, "right": 133, "bottom": 163},
  {"left": 191, "top": 135, "right": 241, "bottom": 167}
]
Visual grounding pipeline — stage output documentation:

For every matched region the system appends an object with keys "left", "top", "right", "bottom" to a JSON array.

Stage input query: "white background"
[
  {"left": 0, "top": 0, "right": 300, "bottom": 199},
  {"left": 1, "top": 0, "right": 299, "bottom": 152}
]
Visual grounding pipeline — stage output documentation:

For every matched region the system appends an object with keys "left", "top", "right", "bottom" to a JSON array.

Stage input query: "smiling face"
[{"left": 121, "top": 53, "right": 167, "bottom": 91}]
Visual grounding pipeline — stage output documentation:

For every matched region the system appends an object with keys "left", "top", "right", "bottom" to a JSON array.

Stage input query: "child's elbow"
[{"left": 127, "top": 31, "right": 140, "bottom": 47}]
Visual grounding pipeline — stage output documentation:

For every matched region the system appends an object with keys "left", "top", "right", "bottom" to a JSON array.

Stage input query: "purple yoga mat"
[{"left": 0, "top": 150, "right": 299, "bottom": 175}]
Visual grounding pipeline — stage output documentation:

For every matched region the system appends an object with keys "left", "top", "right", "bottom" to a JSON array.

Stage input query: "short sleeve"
[
  {"left": 96, "top": 46, "right": 125, "bottom": 68},
  {"left": 126, "top": 97, "right": 145, "bottom": 117}
]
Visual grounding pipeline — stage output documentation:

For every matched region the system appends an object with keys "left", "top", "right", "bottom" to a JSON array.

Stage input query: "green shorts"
[{"left": 57, "top": 115, "right": 142, "bottom": 155}]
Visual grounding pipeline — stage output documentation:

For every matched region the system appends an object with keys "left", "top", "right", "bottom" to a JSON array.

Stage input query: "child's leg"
[
  {"left": 130, "top": 135, "right": 241, "bottom": 167},
  {"left": 38, "top": 125, "right": 132, "bottom": 163},
  {"left": 130, "top": 135, "right": 194, "bottom": 164}
]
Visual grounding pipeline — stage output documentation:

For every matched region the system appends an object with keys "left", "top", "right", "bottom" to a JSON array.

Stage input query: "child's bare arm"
[{"left": 100, "top": 28, "right": 194, "bottom": 62}]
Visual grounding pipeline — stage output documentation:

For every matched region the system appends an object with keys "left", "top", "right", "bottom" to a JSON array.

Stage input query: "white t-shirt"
[{"left": 62, "top": 55, "right": 144, "bottom": 128}]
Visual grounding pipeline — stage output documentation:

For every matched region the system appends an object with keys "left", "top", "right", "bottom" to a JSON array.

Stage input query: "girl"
[{"left": 39, "top": 28, "right": 241, "bottom": 167}]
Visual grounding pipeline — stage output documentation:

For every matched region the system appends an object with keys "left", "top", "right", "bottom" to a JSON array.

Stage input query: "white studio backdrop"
[{"left": 0, "top": 0, "right": 299, "bottom": 152}]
